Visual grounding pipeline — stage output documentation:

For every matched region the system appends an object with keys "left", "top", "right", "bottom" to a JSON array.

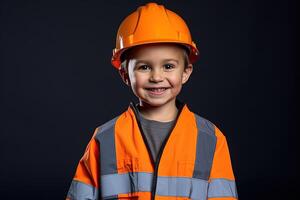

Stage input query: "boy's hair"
[{"left": 120, "top": 44, "right": 191, "bottom": 72}]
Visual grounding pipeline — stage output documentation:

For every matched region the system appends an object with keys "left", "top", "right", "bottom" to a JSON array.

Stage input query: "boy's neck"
[{"left": 137, "top": 100, "right": 178, "bottom": 122}]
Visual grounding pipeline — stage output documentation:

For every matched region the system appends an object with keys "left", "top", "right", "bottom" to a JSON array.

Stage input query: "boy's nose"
[{"left": 149, "top": 69, "right": 164, "bottom": 82}]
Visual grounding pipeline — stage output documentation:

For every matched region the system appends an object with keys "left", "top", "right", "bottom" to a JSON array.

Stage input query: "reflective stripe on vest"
[
  {"left": 193, "top": 114, "right": 217, "bottom": 180},
  {"left": 68, "top": 177, "right": 237, "bottom": 200},
  {"left": 67, "top": 180, "right": 98, "bottom": 200},
  {"left": 208, "top": 178, "right": 238, "bottom": 198},
  {"left": 100, "top": 173, "right": 237, "bottom": 199},
  {"left": 96, "top": 116, "right": 119, "bottom": 176},
  {"left": 101, "top": 172, "right": 208, "bottom": 199}
]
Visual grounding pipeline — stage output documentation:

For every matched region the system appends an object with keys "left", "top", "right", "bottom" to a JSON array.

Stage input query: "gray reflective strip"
[
  {"left": 156, "top": 176, "right": 208, "bottom": 200},
  {"left": 67, "top": 180, "right": 99, "bottom": 200},
  {"left": 101, "top": 172, "right": 208, "bottom": 199},
  {"left": 208, "top": 178, "right": 238, "bottom": 198},
  {"left": 95, "top": 117, "right": 118, "bottom": 175},
  {"left": 194, "top": 114, "right": 217, "bottom": 180},
  {"left": 101, "top": 172, "right": 152, "bottom": 197}
]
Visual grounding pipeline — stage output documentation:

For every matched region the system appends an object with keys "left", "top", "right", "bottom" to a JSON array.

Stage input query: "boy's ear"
[
  {"left": 119, "top": 67, "right": 130, "bottom": 86},
  {"left": 181, "top": 64, "right": 193, "bottom": 84}
]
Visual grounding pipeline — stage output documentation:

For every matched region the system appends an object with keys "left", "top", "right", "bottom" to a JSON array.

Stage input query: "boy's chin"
[{"left": 138, "top": 98, "right": 175, "bottom": 108}]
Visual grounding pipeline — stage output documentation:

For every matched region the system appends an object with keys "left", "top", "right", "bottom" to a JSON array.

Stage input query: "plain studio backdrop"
[{"left": 0, "top": 0, "right": 298, "bottom": 199}]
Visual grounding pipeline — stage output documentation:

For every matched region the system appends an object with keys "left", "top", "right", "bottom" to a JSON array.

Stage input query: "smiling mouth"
[
  {"left": 145, "top": 87, "right": 169, "bottom": 92},
  {"left": 145, "top": 87, "right": 170, "bottom": 96}
]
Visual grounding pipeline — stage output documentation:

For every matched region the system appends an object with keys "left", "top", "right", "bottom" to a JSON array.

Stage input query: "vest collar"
[{"left": 128, "top": 99, "right": 186, "bottom": 122}]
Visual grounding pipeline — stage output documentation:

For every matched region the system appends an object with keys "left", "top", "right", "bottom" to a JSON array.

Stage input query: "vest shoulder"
[
  {"left": 93, "top": 115, "right": 120, "bottom": 139},
  {"left": 193, "top": 112, "right": 216, "bottom": 136}
]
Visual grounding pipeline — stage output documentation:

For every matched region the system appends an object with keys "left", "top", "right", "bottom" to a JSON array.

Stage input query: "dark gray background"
[{"left": 1, "top": 0, "right": 298, "bottom": 199}]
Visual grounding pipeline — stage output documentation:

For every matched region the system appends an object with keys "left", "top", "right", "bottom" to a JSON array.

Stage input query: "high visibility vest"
[{"left": 67, "top": 102, "right": 238, "bottom": 200}]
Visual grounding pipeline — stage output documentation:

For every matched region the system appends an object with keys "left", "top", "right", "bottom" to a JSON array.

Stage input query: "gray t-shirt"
[{"left": 139, "top": 115, "right": 176, "bottom": 162}]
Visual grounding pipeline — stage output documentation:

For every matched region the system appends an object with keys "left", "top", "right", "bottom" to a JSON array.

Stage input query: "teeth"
[{"left": 148, "top": 88, "right": 166, "bottom": 92}]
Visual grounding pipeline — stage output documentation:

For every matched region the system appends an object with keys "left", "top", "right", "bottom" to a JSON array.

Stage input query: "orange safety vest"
[{"left": 67, "top": 102, "right": 238, "bottom": 200}]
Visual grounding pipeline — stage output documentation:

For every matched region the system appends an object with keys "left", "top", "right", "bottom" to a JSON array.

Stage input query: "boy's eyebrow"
[
  {"left": 163, "top": 59, "right": 179, "bottom": 64},
  {"left": 135, "top": 60, "right": 148, "bottom": 65},
  {"left": 135, "top": 59, "right": 179, "bottom": 64}
]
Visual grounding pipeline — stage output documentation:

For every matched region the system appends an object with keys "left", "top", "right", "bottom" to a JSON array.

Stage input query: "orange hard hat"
[{"left": 111, "top": 2, "right": 199, "bottom": 69}]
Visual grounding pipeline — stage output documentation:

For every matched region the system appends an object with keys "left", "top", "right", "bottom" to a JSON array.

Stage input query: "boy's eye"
[
  {"left": 137, "top": 65, "right": 151, "bottom": 70},
  {"left": 164, "top": 63, "right": 175, "bottom": 70}
]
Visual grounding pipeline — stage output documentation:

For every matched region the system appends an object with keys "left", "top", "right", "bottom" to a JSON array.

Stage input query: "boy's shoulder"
[
  {"left": 92, "top": 107, "right": 223, "bottom": 140},
  {"left": 91, "top": 104, "right": 226, "bottom": 138},
  {"left": 92, "top": 115, "right": 120, "bottom": 140},
  {"left": 189, "top": 107, "right": 226, "bottom": 139},
  {"left": 192, "top": 112, "right": 216, "bottom": 136}
]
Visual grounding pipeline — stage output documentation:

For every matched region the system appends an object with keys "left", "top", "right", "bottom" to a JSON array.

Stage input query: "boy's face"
[{"left": 120, "top": 43, "right": 193, "bottom": 108}]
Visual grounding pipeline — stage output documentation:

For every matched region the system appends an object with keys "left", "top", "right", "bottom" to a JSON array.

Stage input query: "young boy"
[{"left": 67, "top": 2, "right": 238, "bottom": 200}]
